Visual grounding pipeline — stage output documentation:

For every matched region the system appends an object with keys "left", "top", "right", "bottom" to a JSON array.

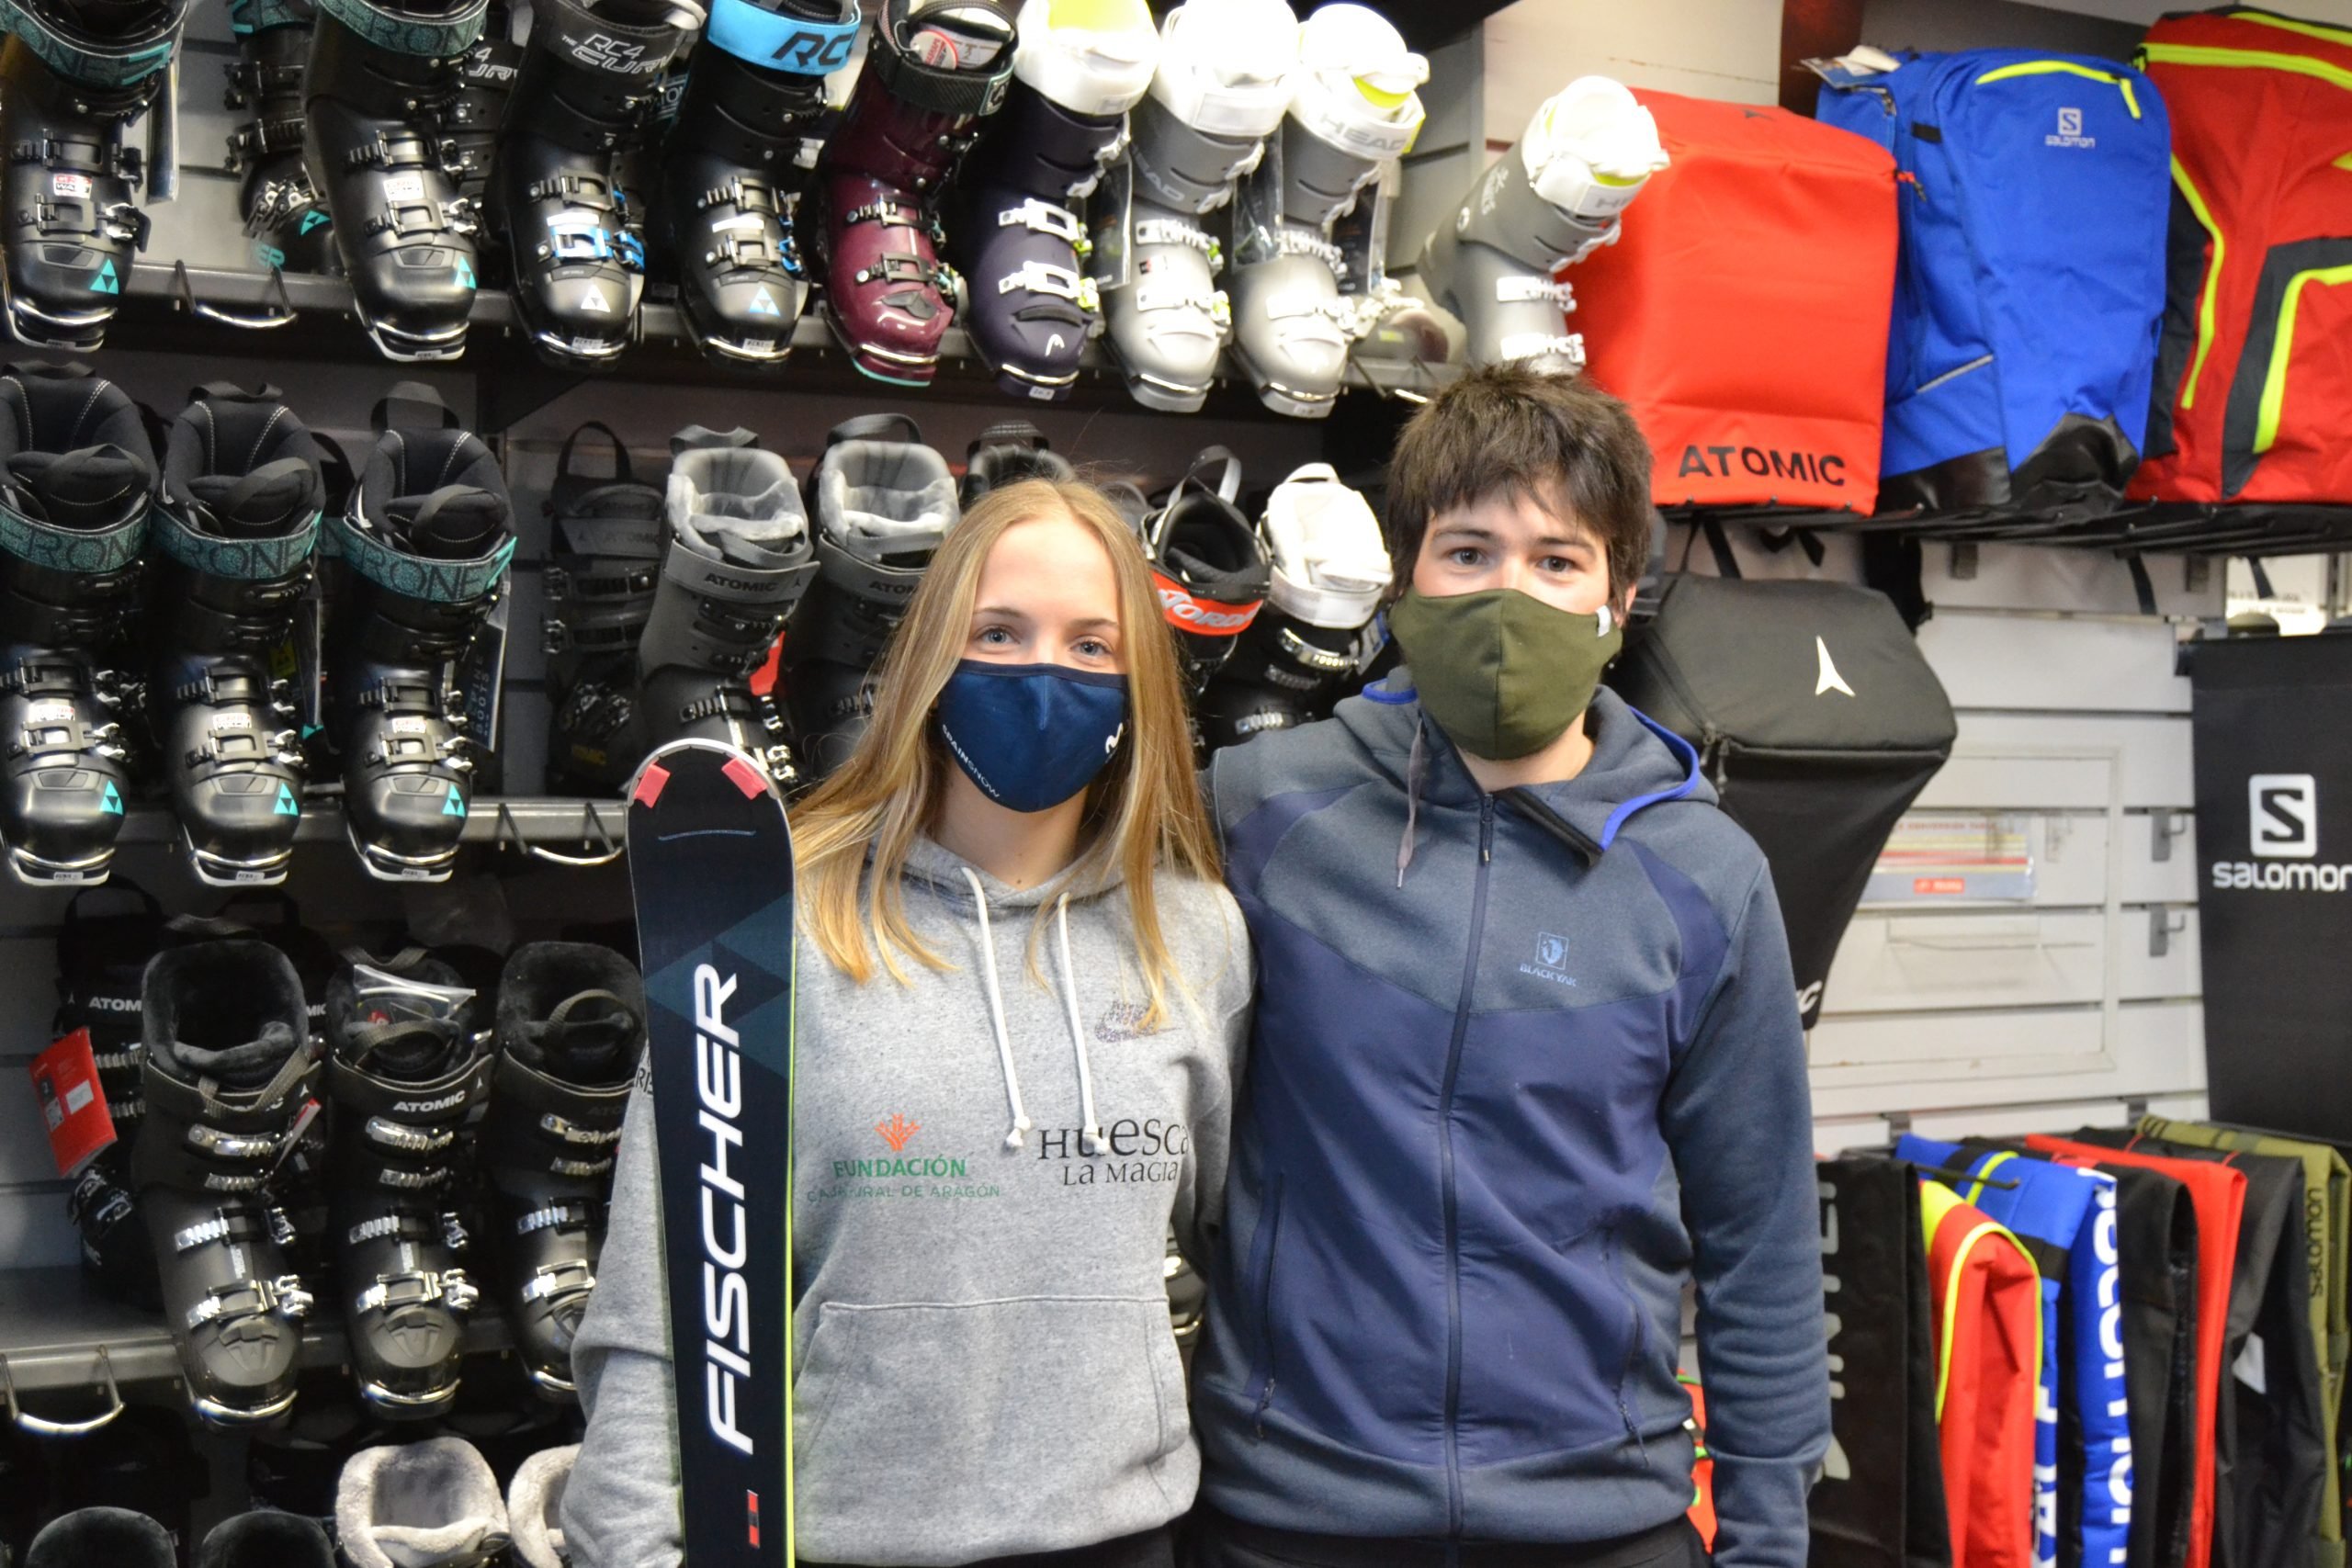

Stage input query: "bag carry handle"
[
  {"left": 1674, "top": 516, "right": 1745, "bottom": 579},
  {"left": 557, "top": 422, "right": 632, "bottom": 486}
]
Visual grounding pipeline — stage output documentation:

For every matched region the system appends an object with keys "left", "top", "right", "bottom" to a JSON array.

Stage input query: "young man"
[{"left": 1193, "top": 365, "right": 1829, "bottom": 1568}]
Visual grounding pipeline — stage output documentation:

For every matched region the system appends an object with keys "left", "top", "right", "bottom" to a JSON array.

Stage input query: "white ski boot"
[
  {"left": 1226, "top": 3, "right": 1422, "bottom": 418},
  {"left": 1406, "top": 76, "right": 1666, "bottom": 371},
  {"left": 1103, "top": 0, "right": 1295, "bottom": 412}
]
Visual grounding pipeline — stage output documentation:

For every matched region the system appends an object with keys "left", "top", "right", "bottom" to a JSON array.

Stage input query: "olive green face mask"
[{"left": 1385, "top": 588, "right": 1623, "bottom": 761}]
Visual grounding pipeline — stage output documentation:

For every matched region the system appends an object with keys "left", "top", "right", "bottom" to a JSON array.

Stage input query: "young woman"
[{"left": 566, "top": 477, "right": 1251, "bottom": 1568}]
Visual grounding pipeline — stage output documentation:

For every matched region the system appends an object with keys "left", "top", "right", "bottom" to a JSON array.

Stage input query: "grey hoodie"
[{"left": 564, "top": 837, "right": 1252, "bottom": 1568}]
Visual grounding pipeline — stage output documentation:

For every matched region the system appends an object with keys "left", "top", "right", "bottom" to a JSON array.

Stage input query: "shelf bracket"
[
  {"left": 174, "top": 258, "right": 295, "bottom": 330},
  {"left": 1, "top": 1343, "right": 125, "bottom": 1436},
  {"left": 2150, "top": 809, "right": 2189, "bottom": 863},
  {"left": 2148, "top": 906, "right": 2188, "bottom": 959},
  {"left": 494, "top": 798, "right": 626, "bottom": 868}
]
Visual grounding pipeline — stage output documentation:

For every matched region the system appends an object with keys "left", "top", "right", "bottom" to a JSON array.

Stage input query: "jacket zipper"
[
  {"left": 1244, "top": 1179, "right": 1284, "bottom": 1437},
  {"left": 1605, "top": 1228, "right": 1649, "bottom": 1459},
  {"left": 1439, "top": 795, "right": 1496, "bottom": 1539}
]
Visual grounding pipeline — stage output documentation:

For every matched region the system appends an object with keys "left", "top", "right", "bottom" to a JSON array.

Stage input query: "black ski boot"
[
  {"left": 481, "top": 942, "right": 644, "bottom": 1398},
  {"left": 636, "top": 424, "right": 811, "bottom": 783},
  {"left": 54, "top": 882, "right": 165, "bottom": 1307},
  {"left": 0, "top": 363, "right": 154, "bottom": 887},
  {"left": 225, "top": 0, "right": 340, "bottom": 275},
  {"left": 488, "top": 0, "right": 695, "bottom": 366},
  {"left": 1195, "top": 462, "right": 1386, "bottom": 749},
  {"left": 1143, "top": 448, "right": 1267, "bottom": 698},
  {"left": 130, "top": 939, "right": 321, "bottom": 1426},
  {"left": 786, "top": 413, "right": 958, "bottom": 780},
  {"left": 652, "top": 0, "right": 858, "bottom": 365},
  {"left": 323, "top": 390, "right": 514, "bottom": 881},
  {"left": 541, "top": 421, "right": 662, "bottom": 794},
  {"left": 0, "top": 0, "right": 187, "bottom": 348},
  {"left": 323, "top": 948, "right": 494, "bottom": 1417},
  {"left": 446, "top": 3, "right": 518, "bottom": 221},
  {"left": 958, "top": 419, "right": 1071, "bottom": 506},
  {"left": 149, "top": 385, "right": 325, "bottom": 887},
  {"left": 953, "top": 0, "right": 1156, "bottom": 400},
  {"left": 303, "top": 0, "right": 487, "bottom": 359}
]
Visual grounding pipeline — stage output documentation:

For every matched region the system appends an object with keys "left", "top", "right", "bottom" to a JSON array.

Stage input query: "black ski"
[{"left": 627, "top": 739, "right": 797, "bottom": 1565}]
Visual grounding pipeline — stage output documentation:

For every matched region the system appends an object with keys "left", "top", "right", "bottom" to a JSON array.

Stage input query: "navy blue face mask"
[{"left": 935, "top": 660, "right": 1129, "bottom": 813}]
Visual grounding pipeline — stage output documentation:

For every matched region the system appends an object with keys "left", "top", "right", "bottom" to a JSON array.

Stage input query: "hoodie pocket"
[{"left": 792, "top": 1297, "right": 1190, "bottom": 1562}]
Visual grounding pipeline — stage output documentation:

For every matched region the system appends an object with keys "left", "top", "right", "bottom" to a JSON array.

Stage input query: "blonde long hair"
[{"left": 794, "top": 478, "right": 1221, "bottom": 1026}]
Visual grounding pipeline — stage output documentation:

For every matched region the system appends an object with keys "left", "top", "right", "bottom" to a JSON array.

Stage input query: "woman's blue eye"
[
  {"left": 976, "top": 626, "right": 1013, "bottom": 645},
  {"left": 1077, "top": 638, "right": 1112, "bottom": 659}
]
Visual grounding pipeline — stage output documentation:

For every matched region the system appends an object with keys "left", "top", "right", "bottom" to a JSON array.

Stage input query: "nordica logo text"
[
  {"left": 693, "top": 964, "right": 757, "bottom": 1456},
  {"left": 1677, "top": 445, "right": 1848, "bottom": 487}
]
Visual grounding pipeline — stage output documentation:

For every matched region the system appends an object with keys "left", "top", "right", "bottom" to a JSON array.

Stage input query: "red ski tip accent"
[
  {"left": 746, "top": 1490, "right": 761, "bottom": 1547},
  {"left": 722, "top": 756, "right": 767, "bottom": 799},
  {"left": 633, "top": 762, "right": 671, "bottom": 807}
]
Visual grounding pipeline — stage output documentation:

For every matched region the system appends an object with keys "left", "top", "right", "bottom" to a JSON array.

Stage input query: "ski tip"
[
  {"left": 632, "top": 761, "right": 672, "bottom": 808},
  {"left": 721, "top": 755, "right": 768, "bottom": 800}
]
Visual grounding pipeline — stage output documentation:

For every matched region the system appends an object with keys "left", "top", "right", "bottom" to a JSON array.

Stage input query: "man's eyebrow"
[{"left": 1430, "top": 523, "right": 1496, "bottom": 539}]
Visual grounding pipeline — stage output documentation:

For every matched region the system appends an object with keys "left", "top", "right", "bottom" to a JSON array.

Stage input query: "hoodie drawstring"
[
  {"left": 963, "top": 868, "right": 1034, "bottom": 1150},
  {"left": 963, "top": 870, "right": 1107, "bottom": 1156},
  {"left": 1056, "top": 897, "right": 1108, "bottom": 1156},
  {"left": 1397, "top": 716, "right": 1428, "bottom": 888}
]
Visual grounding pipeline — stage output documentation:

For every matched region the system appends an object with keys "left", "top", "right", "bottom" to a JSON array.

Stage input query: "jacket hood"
[{"left": 1336, "top": 671, "right": 1711, "bottom": 863}]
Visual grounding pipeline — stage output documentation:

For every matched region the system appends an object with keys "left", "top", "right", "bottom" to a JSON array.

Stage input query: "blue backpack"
[{"left": 1815, "top": 50, "right": 2171, "bottom": 521}]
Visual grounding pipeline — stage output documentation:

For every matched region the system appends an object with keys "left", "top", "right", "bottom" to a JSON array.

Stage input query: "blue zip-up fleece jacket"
[{"left": 1195, "top": 680, "right": 1830, "bottom": 1567}]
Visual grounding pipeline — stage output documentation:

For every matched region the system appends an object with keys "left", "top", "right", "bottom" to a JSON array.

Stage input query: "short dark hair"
[{"left": 1384, "top": 363, "right": 1655, "bottom": 602}]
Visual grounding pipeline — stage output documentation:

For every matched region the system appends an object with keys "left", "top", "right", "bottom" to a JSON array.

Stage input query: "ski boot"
[
  {"left": 149, "top": 385, "right": 324, "bottom": 887},
  {"left": 813, "top": 0, "right": 1018, "bottom": 385},
  {"left": 951, "top": 0, "right": 1156, "bottom": 400},
  {"left": 505, "top": 1445, "right": 576, "bottom": 1568},
  {"left": 334, "top": 1437, "right": 512, "bottom": 1568},
  {"left": 1144, "top": 448, "right": 1266, "bottom": 696},
  {"left": 130, "top": 940, "right": 321, "bottom": 1426},
  {"left": 488, "top": 0, "right": 695, "bottom": 366},
  {"left": 637, "top": 424, "right": 812, "bottom": 782},
  {"left": 446, "top": 4, "right": 517, "bottom": 220},
  {"left": 1104, "top": 0, "right": 1295, "bottom": 412},
  {"left": 225, "top": 0, "right": 341, "bottom": 275},
  {"left": 541, "top": 422, "right": 662, "bottom": 794},
  {"left": 653, "top": 0, "right": 859, "bottom": 365},
  {"left": 0, "top": 0, "right": 188, "bottom": 348},
  {"left": 23, "top": 1508, "right": 178, "bottom": 1568},
  {"left": 195, "top": 1511, "right": 339, "bottom": 1568},
  {"left": 786, "top": 413, "right": 959, "bottom": 778},
  {"left": 55, "top": 881, "right": 165, "bottom": 1307},
  {"left": 481, "top": 942, "right": 645, "bottom": 1398},
  {"left": 0, "top": 363, "right": 154, "bottom": 887},
  {"left": 1409, "top": 76, "right": 1664, "bottom": 370},
  {"left": 1196, "top": 462, "right": 1385, "bottom": 748},
  {"left": 303, "top": 0, "right": 487, "bottom": 359},
  {"left": 958, "top": 419, "right": 1070, "bottom": 506},
  {"left": 324, "top": 949, "right": 494, "bottom": 1417},
  {"left": 1227, "top": 3, "right": 1423, "bottom": 417},
  {"left": 324, "top": 390, "right": 514, "bottom": 881}
]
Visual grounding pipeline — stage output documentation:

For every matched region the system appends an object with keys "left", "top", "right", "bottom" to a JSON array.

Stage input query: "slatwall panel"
[
  {"left": 1677, "top": 527, "right": 2222, "bottom": 1163},
  {"left": 0, "top": 288, "right": 1341, "bottom": 1280}
]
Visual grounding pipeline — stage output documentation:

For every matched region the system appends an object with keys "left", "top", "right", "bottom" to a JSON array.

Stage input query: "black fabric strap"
[{"left": 868, "top": 27, "right": 1014, "bottom": 118}]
